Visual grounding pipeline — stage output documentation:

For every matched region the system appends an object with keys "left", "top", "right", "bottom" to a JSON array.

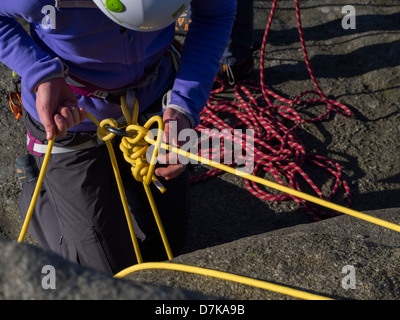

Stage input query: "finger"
[
  {"left": 163, "top": 120, "right": 178, "bottom": 146},
  {"left": 157, "top": 148, "right": 179, "bottom": 166},
  {"left": 58, "top": 106, "right": 73, "bottom": 128},
  {"left": 59, "top": 105, "right": 87, "bottom": 128},
  {"left": 155, "top": 164, "right": 186, "bottom": 180},
  {"left": 78, "top": 107, "right": 87, "bottom": 122},
  {"left": 54, "top": 113, "right": 67, "bottom": 137},
  {"left": 64, "top": 102, "right": 81, "bottom": 126},
  {"left": 156, "top": 149, "right": 168, "bottom": 164}
]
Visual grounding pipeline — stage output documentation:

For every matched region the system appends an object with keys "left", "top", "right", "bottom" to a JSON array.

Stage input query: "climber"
[{"left": 0, "top": 0, "right": 236, "bottom": 274}]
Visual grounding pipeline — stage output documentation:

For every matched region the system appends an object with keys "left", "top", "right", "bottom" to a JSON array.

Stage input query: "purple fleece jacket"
[{"left": 0, "top": 0, "right": 235, "bottom": 131}]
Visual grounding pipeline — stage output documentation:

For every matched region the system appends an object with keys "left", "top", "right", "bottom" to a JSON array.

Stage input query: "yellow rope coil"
[
  {"left": 85, "top": 97, "right": 173, "bottom": 262},
  {"left": 17, "top": 96, "right": 400, "bottom": 300}
]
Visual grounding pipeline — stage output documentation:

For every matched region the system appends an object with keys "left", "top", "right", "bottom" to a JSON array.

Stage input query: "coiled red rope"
[{"left": 190, "top": 0, "right": 353, "bottom": 221}]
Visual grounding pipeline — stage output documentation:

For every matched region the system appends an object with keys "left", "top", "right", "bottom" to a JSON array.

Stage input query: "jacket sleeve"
[
  {"left": 165, "top": 0, "right": 236, "bottom": 127},
  {"left": 0, "top": 4, "right": 65, "bottom": 93}
]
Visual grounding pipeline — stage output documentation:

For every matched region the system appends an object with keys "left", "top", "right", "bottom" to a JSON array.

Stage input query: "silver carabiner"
[{"left": 103, "top": 124, "right": 132, "bottom": 137}]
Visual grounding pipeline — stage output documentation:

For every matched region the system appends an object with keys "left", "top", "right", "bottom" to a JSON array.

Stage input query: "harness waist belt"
[{"left": 27, "top": 134, "right": 101, "bottom": 155}]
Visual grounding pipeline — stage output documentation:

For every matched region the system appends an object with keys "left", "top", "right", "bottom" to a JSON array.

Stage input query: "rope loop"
[
  {"left": 119, "top": 128, "right": 151, "bottom": 183},
  {"left": 98, "top": 118, "right": 118, "bottom": 141},
  {"left": 117, "top": 116, "right": 164, "bottom": 186}
]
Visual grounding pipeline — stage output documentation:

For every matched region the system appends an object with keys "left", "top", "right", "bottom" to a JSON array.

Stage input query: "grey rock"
[
  {"left": 124, "top": 208, "right": 400, "bottom": 300},
  {"left": 0, "top": 236, "right": 208, "bottom": 300}
]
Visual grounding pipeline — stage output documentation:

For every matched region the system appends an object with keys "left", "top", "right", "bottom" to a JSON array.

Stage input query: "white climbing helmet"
[{"left": 92, "top": 0, "right": 190, "bottom": 31}]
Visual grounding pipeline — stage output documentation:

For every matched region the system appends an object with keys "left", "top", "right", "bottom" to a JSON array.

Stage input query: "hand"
[
  {"left": 36, "top": 77, "right": 87, "bottom": 140},
  {"left": 155, "top": 108, "right": 191, "bottom": 180}
]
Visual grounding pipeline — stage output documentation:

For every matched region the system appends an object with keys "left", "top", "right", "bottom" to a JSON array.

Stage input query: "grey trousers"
[{"left": 20, "top": 111, "right": 189, "bottom": 275}]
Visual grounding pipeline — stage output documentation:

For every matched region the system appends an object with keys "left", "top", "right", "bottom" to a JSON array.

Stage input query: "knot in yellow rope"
[
  {"left": 92, "top": 96, "right": 165, "bottom": 188},
  {"left": 119, "top": 124, "right": 152, "bottom": 183}
]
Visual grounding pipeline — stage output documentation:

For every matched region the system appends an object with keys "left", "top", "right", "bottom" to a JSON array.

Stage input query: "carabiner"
[{"left": 103, "top": 124, "right": 132, "bottom": 137}]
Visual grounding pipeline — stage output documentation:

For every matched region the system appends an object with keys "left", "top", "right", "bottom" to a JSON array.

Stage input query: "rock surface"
[
  {"left": 0, "top": 236, "right": 207, "bottom": 300},
  {"left": 1, "top": 208, "right": 399, "bottom": 300},
  {"left": 124, "top": 208, "right": 400, "bottom": 300},
  {"left": 0, "top": 0, "right": 399, "bottom": 300}
]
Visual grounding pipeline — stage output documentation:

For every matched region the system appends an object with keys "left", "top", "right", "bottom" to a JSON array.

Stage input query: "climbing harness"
[
  {"left": 26, "top": 129, "right": 102, "bottom": 155},
  {"left": 13, "top": 0, "right": 400, "bottom": 300}
]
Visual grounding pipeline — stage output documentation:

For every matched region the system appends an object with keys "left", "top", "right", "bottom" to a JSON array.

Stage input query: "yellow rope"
[
  {"left": 114, "top": 262, "right": 333, "bottom": 300},
  {"left": 118, "top": 96, "right": 172, "bottom": 259},
  {"left": 152, "top": 140, "right": 400, "bottom": 233},
  {"left": 85, "top": 111, "right": 143, "bottom": 263},
  {"left": 87, "top": 97, "right": 173, "bottom": 263},
  {"left": 18, "top": 137, "right": 54, "bottom": 243},
  {"left": 17, "top": 96, "right": 400, "bottom": 300},
  {"left": 143, "top": 183, "right": 173, "bottom": 260}
]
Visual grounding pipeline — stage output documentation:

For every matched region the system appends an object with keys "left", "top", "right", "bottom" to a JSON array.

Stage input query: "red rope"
[{"left": 190, "top": 0, "right": 352, "bottom": 221}]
